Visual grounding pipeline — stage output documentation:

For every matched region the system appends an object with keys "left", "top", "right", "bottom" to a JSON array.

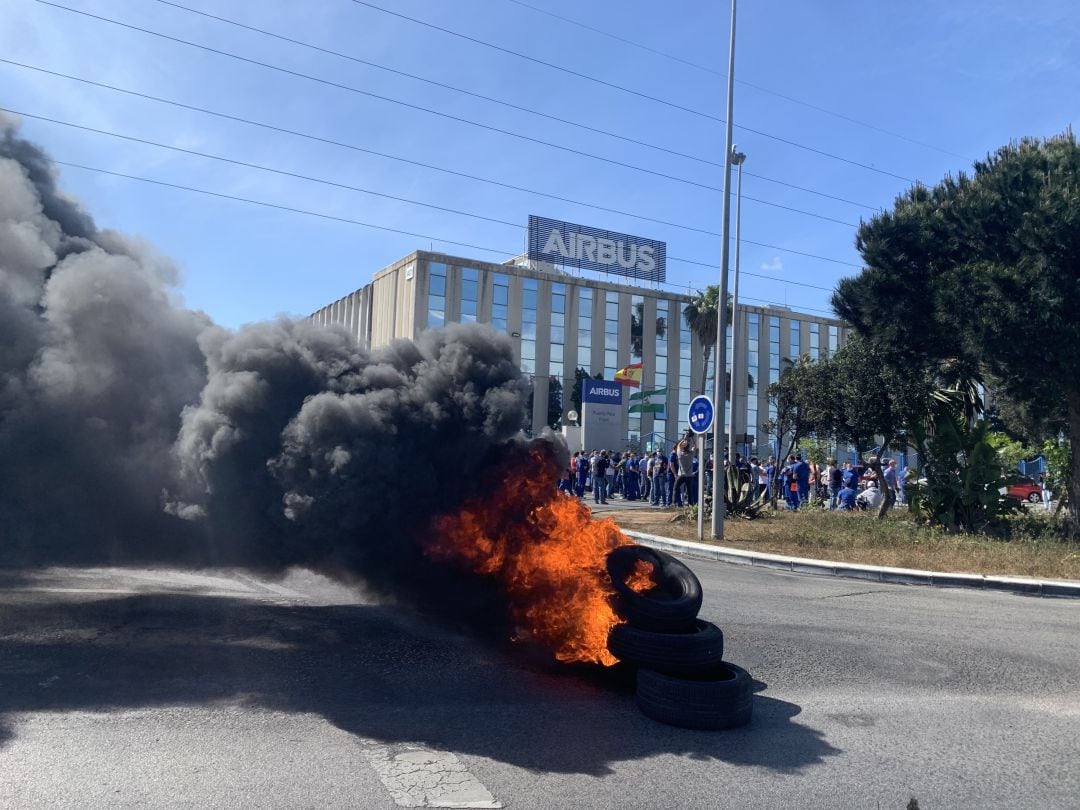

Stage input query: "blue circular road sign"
[{"left": 687, "top": 396, "right": 714, "bottom": 434}]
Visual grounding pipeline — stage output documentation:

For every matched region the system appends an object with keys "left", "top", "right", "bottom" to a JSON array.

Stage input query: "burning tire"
[
  {"left": 635, "top": 662, "right": 753, "bottom": 730},
  {"left": 608, "top": 619, "right": 724, "bottom": 674},
  {"left": 606, "top": 545, "right": 703, "bottom": 632}
]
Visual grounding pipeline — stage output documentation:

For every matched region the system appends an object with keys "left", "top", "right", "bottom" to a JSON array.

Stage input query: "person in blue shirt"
[
  {"left": 882, "top": 459, "right": 899, "bottom": 508},
  {"left": 793, "top": 453, "right": 811, "bottom": 507},
  {"left": 668, "top": 446, "right": 679, "bottom": 506},
  {"left": 841, "top": 461, "right": 857, "bottom": 489},
  {"left": 624, "top": 452, "right": 640, "bottom": 501},
  {"left": 780, "top": 455, "right": 798, "bottom": 511},
  {"left": 837, "top": 481, "right": 857, "bottom": 511},
  {"left": 574, "top": 452, "right": 590, "bottom": 497}
]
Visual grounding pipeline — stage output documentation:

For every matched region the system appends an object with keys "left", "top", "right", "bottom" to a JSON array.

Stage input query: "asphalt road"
[{"left": 1, "top": 558, "right": 1078, "bottom": 809}]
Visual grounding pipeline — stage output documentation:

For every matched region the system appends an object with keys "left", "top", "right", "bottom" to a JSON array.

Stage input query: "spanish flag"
[{"left": 613, "top": 362, "right": 643, "bottom": 387}]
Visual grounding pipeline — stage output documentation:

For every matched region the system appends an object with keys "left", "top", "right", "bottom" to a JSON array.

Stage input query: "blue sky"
[{"left": 2, "top": 0, "right": 1076, "bottom": 328}]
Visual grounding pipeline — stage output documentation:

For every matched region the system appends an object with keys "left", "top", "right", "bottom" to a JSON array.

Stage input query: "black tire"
[
  {"left": 636, "top": 662, "right": 753, "bottom": 730},
  {"left": 1028, "top": 492, "right": 1041, "bottom": 504},
  {"left": 608, "top": 619, "right": 724, "bottom": 674},
  {"left": 606, "top": 545, "right": 703, "bottom": 632}
]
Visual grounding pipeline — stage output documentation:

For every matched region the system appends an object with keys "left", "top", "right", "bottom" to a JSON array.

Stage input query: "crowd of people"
[
  {"left": 558, "top": 444, "right": 904, "bottom": 513},
  {"left": 560, "top": 441, "right": 704, "bottom": 508}
]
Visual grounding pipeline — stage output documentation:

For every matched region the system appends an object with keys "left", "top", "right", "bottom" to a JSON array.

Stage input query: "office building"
[{"left": 311, "top": 249, "right": 847, "bottom": 454}]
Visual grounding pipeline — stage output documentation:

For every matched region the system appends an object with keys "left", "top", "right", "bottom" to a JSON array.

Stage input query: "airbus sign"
[
  {"left": 582, "top": 379, "right": 623, "bottom": 404},
  {"left": 581, "top": 378, "right": 623, "bottom": 450},
  {"left": 528, "top": 216, "right": 666, "bottom": 283}
]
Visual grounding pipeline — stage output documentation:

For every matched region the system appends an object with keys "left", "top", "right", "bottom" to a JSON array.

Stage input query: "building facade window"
[
  {"left": 747, "top": 312, "right": 759, "bottom": 445},
  {"left": 679, "top": 300, "right": 692, "bottom": 430},
  {"left": 491, "top": 273, "right": 509, "bottom": 332},
  {"left": 809, "top": 322, "right": 820, "bottom": 360},
  {"left": 789, "top": 319, "right": 801, "bottom": 361},
  {"left": 550, "top": 282, "right": 566, "bottom": 380},
  {"left": 828, "top": 324, "right": 839, "bottom": 355},
  {"left": 628, "top": 294, "right": 643, "bottom": 441},
  {"left": 767, "top": 316, "right": 781, "bottom": 431},
  {"left": 653, "top": 299, "right": 668, "bottom": 447},
  {"left": 427, "top": 262, "right": 447, "bottom": 328},
  {"left": 521, "top": 277, "right": 538, "bottom": 375},
  {"left": 578, "top": 287, "right": 593, "bottom": 374},
  {"left": 725, "top": 326, "right": 734, "bottom": 438},
  {"left": 459, "top": 267, "right": 478, "bottom": 323},
  {"left": 769, "top": 316, "right": 780, "bottom": 385},
  {"left": 604, "top": 293, "right": 619, "bottom": 379}
]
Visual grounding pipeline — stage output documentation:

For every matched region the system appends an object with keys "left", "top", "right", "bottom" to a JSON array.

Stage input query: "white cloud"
[{"left": 760, "top": 256, "right": 783, "bottom": 272}]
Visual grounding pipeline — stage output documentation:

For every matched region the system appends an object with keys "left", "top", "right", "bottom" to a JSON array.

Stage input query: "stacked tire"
[{"left": 606, "top": 545, "right": 752, "bottom": 730}]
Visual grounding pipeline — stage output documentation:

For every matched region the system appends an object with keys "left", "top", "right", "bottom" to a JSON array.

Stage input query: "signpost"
[{"left": 688, "top": 396, "right": 715, "bottom": 542}]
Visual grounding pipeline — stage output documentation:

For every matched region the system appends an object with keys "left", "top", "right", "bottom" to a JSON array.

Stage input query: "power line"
[
  {"left": 737, "top": 294, "right": 836, "bottom": 316},
  {"left": 345, "top": 0, "right": 916, "bottom": 182},
  {"left": 1, "top": 58, "right": 861, "bottom": 269},
  {"left": 14, "top": 105, "right": 835, "bottom": 289},
  {"left": 667, "top": 253, "right": 835, "bottom": 292},
  {"left": 56, "top": 160, "right": 517, "bottom": 256},
  {"left": 49, "top": 157, "right": 838, "bottom": 294},
  {"left": 148, "top": 0, "right": 718, "bottom": 171},
  {"left": 2, "top": 106, "right": 524, "bottom": 228},
  {"left": 151, "top": 0, "right": 877, "bottom": 212},
  {"left": 347, "top": 0, "right": 722, "bottom": 123},
  {"left": 0, "top": 58, "right": 861, "bottom": 269},
  {"left": 503, "top": 0, "right": 720, "bottom": 77},
  {"left": 500, "top": 0, "right": 973, "bottom": 163},
  {"left": 32, "top": 3, "right": 858, "bottom": 227}
]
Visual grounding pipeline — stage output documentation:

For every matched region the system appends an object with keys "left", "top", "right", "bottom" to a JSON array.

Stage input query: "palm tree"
[
  {"left": 630, "top": 300, "right": 666, "bottom": 359},
  {"left": 682, "top": 286, "right": 732, "bottom": 396}
]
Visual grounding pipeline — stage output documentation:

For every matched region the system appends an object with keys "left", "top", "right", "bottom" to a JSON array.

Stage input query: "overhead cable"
[
  {"left": 0, "top": 58, "right": 859, "bottom": 273},
  {"left": 346, "top": 0, "right": 916, "bottom": 182},
  {"left": 29, "top": 5, "right": 858, "bottom": 226},
  {"left": 48, "top": 158, "right": 839, "bottom": 292},
  {"left": 151, "top": 0, "right": 878, "bottom": 211},
  {"left": 501, "top": 0, "right": 973, "bottom": 162},
  {"left": 0, "top": 58, "right": 861, "bottom": 268}
]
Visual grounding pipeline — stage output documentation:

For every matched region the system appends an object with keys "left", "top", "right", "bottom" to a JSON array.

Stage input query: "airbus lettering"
[
  {"left": 582, "top": 379, "right": 624, "bottom": 405},
  {"left": 540, "top": 229, "right": 657, "bottom": 275},
  {"left": 590, "top": 386, "right": 621, "bottom": 398},
  {"left": 527, "top": 215, "right": 666, "bottom": 283}
]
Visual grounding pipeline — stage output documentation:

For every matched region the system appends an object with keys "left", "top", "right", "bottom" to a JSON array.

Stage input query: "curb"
[{"left": 622, "top": 530, "right": 1080, "bottom": 599}]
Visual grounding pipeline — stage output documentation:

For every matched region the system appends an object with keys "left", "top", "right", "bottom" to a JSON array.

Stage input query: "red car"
[{"left": 1007, "top": 478, "right": 1043, "bottom": 503}]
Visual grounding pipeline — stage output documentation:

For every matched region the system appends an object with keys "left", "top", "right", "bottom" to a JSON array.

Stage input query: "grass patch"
[{"left": 607, "top": 506, "right": 1080, "bottom": 581}]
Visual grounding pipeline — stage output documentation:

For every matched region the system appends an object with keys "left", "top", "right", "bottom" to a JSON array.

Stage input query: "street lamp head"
[{"left": 731, "top": 146, "right": 747, "bottom": 166}]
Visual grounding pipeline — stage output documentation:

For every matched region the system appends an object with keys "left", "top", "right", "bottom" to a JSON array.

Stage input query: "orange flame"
[
  {"left": 424, "top": 443, "right": 634, "bottom": 666},
  {"left": 625, "top": 559, "right": 656, "bottom": 593}
]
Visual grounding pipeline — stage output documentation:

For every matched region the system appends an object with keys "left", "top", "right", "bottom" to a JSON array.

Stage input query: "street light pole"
[
  {"left": 711, "top": 0, "right": 737, "bottom": 540},
  {"left": 727, "top": 148, "right": 746, "bottom": 464}
]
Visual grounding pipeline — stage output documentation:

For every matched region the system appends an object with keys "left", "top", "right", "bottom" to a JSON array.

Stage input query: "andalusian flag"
[
  {"left": 629, "top": 387, "right": 667, "bottom": 414},
  {"left": 613, "top": 362, "right": 643, "bottom": 387}
]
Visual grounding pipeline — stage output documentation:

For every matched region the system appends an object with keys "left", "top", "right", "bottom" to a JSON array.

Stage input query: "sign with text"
[
  {"left": 581, "top": 378, "right": 624, "bottom": 451},
  {"left": 582, "top": 379, "right": 624, "bottom": 405},
  {"left": 528, "top": 215, "right": 666, "bottom": 283}
]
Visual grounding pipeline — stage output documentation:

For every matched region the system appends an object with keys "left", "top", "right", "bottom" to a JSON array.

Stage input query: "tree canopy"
[
  {"left": 682, "top": 286, "right": 732, "bottom": 396},
  {"left": 833, "top": 132, "right": 1080, "bottom": 530}
]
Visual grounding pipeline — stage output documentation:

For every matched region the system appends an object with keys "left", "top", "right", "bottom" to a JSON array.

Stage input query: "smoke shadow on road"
[{"left": 0, "top": 590, "right": 840, "bottom": 776}]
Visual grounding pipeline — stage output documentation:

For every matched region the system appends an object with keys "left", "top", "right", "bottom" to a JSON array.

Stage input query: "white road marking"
[{"left": 360, "top": 742, "right": 502, "bottom": 808}]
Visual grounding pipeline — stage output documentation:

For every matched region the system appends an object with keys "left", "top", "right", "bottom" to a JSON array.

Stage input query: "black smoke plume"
[{"left": 0, "top": 113, "right": 541, "bottom": 614}]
